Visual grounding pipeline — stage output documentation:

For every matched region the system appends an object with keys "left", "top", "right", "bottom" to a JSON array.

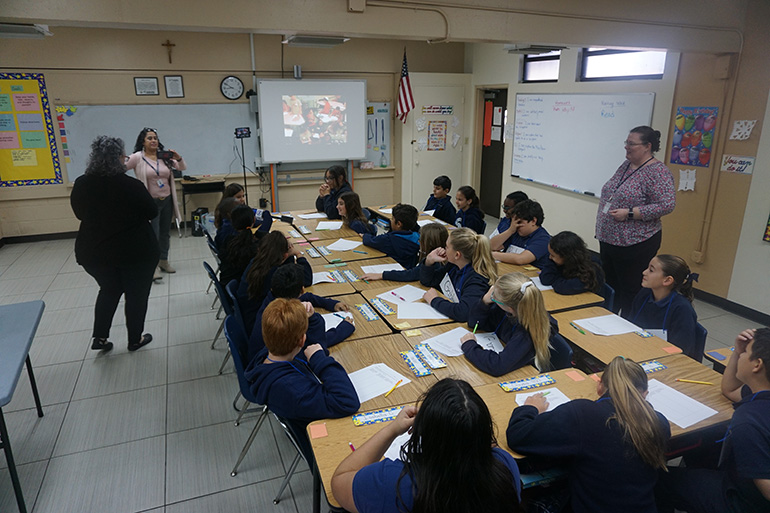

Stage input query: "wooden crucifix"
[{"left": 162, "top": 39, "right": 176, "bottom": 63}]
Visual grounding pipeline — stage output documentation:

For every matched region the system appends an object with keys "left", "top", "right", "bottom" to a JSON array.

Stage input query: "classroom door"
[
  {"left": 479, "top": 89, "right": 507, "bottom": 216},
  {"left": 401, "top": 74, "right": 469, "bottom": 207}
]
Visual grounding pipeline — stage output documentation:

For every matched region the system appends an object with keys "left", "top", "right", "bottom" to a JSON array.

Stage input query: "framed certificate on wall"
[
  {"left": 134, "top": 77, "right": 159, "bottom": 96},
  {"left": 164, "top": 75, "right": 184, "bottom": 98}
]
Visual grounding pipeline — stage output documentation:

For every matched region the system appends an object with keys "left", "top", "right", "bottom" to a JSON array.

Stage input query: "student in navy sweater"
[
  {"left": 213, "top": 196, "right": 240, "bottom": 250},
  {"left": 236, "top": 231, "right": 312, "bottom": 335},
  {"left": 218, "top": 182, "right": 273, "bottom": 234},
  {"left": 454, "top": 185, "right": 486, "bottom": 234},
  {"left": 217, "top": 205, "right": 264, "bottom": 287},
  {"left": 657, "top": 327, "right": 770, "bottom": 513},
  {"left": 461, "top": 272, "right": 572, "bottom": 376},
  {"left": 420, "top": 227, "right": 497, "bottom": 322},
  {"left": 246, "top": 264, "right": 354, "bottom": 364},
  {"left": 332, "top": 378, "right": 522, "bottom": 513},
  {"left": 246, "top": 298, "right": 360, "bottom": 465},
  {"left": 507, "top": 356, "right": 671, "bottom": 513},
  {"left": 539, "top": 231, "right": 605, "bottom": 295},
  {"left": 489, "top": 190, "right": 528, "bottom": 250},
  {"left": 423, "top": 175, "right": 456, "bottom": 224},
  {"left": 316, "top": 165, "right": 353, "bottom": 219},
  {"left": 360, "top": 223, "right": 448, "bottom": 283},
  {"left": 337, "top": 191, "right": 376, "bottom": 236},
  {"left": 362, "top": 203, "right": 420, "bottom": 269},
  {"left": 492, "top": 199, "right": 551, "bottom": 268},
  {"left": 628, "top": 254, "right": 700, "bottom": 361}
]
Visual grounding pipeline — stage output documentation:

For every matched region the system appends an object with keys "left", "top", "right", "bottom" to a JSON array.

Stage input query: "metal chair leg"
[
  {"left": 210, "top": 294, "right": 219, "bottom": 309},
  {"left": 211, "top": 319, "right": 224, "bottom": 349},
  {"left": 232, "top": 391, "right": 243, "bottom": 412},
  {"left": 218, "top": 349, "right": 231, "bottom": 374},
  {"left": 215, "top": 303, "right": 224, "bottom": 320},
  {"left": 234, "top": 399, "right": 251, "bottom": 426},
  {"left": 273, "top": 452, "right": 302, "bottom": 504},
  {"left": 206, "top": 279, "right": 214, "bottom": 294},
  {"left": 231, "top": 407, "right": 268, "bottom": 477}
]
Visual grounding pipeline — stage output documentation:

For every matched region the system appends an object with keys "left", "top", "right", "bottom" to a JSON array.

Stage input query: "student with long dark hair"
[
  {"left": 628, "top": 254, "right": 700, "bottom": 360},
  {"left": 213, "top": 196, "right": 240, "bottom": 249},
  {"left": 361, "top": 223, "right": 448, "bottom": 283},
  {"left": 217, "top": 205, "right": 263, "bottom": 287},
  {"left": 454, "top": 185, "right": 486, "bottom": 234},
  {"left": 316, "top": 165, "right": 352, "bottom": 219},
  {"left": 507, "top": 356, "right": 670, "bottom": 513},
  {"left": 539, "top": 231, "right": 605, "bottom": 295},
  {"left": 332, "top": 378, "right": 522, "bottom": 513},
  {"left": 337, "top": 191, "right": 376, "bottom": 236}
]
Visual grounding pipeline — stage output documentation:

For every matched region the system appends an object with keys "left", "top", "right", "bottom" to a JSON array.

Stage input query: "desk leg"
[
  {"left": 182, "top": 190, "right": 188, "bottom": 238},
  {"left": 312, "top": 460, "right": 321, "bottom": 513},
  {"left": 0, "top": 409, "right": 28, "bottom": 513},
  {"left": 25, "top": 356, "right": 44, "bottom": 418}
]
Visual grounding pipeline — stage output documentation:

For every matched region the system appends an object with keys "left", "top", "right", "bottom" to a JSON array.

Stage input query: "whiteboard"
[
  {"left": 511, "top": 93, "right": 655, "bottom": 196},
  {"left": 61, "top": 103, "right": 259, "bottom": 182}
]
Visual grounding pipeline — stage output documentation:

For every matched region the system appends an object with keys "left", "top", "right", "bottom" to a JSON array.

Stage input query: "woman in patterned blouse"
[{"left": 595, "top": 126, "right": 675, "bottom": 317}]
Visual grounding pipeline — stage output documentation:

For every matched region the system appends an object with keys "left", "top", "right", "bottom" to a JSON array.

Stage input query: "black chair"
[
  {"left": 693, "top": 322, "right": 708, "bottom": 363},
  {"left": 203, "top": 229, "right": 221, "bottom": 307},
  {"left": 203, "top": 262, "right": 235, "bottom": 373}
]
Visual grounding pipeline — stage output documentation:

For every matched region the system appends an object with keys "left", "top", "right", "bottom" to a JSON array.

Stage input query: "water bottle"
[{"left": 380, "top": 152, "right": 387, "bottom": 167}]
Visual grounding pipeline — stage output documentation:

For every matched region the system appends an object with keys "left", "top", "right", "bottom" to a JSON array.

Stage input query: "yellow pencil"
[
  {"left": 675, "top": 378, "right": 713, "bottom": 385},
  {"left": 384, "top": 379, "right": 403, "bottom": 397}
]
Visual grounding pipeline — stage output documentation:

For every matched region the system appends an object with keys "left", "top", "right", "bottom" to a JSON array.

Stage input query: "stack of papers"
[
  {"left": 361, "top": 263, "right": 405, "bottom": 274},
  {"left": 316, "top": 221, "right": 343, "bottom": 230},
  {"left": 312, "top": 272, "right": 337, "bottom": 285},
  {"left": 327, "top": 238, "right": 362, "bottom": 251},
  {"left": 297, "top": 212, "right": 327, "bottom": 219},
  {"left": 321, "top": 312, "right": 354, "bottom": 331},
  {"left": 348, "top": 364, "right": 410, "bottom": 403},
  {"left": 417, "top": 219, "right": 441, "bottom": 228},
  {"left": 574, "top": 314, "right": 641, "bottom": 336}
]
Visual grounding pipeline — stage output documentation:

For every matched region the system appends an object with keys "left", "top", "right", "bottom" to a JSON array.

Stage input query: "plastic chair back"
[
  {"left": 548, "top": 333, "right": 574, "bottom": 370},
  {"left": 693, "top": 323, "right": 708, "bottom": 363},
  {"left": 601, "top": 283, "right": 616, "bottom": 313},
  {"left": 224, "top": 315, "right": 259, "bottom": 404},
  {"left": 226, "top": 280, "right": 249, "bottom": 361},
  {"left": 203, "top": 261, "right": 233, "bottom": 317}
]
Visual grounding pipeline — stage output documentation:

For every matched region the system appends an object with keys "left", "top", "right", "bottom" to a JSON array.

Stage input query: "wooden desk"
[
  {"left": 180, "top": 178, "right": 225, "bottom": 235},
  {"left": 361, "top": 285, "right": 454, "bottom": 330},
  {"left": 339, "top": 257, "right": 409, "bottom": 292},
  {"left": 497, "top": 262, "right": 539, "bottom": 277},
  {"left": 329, "top": 334, "right": 437, "bottom": 411},
  {"left": 553, "top": 306, "right": 682, "bottom": 366},
  {"left": 309, "top": 225, "right": 360, "bottom": 241},
  {"left": 312, "top": 293, "right": 393, "bottom": 342},
  {"left": 270, "top": 221, "right": 307, "bottom": 244},
  {"left": 704, "top": 346, "right": 733, "bottom": 373},
  {"left": 304, "top": 279, "right": 356, "bottom": 297},
  {"left": 313, "top": 237, "right": 387, "bottom": 263},
  {"left": 541, "top": 289, "right": 604, "bottom": 313},
  {"left": 369, "top": 204, "right": 396, "bottom": 220},
  {"left": 399, "top": 322, "right": 541, "bottom": 386}
]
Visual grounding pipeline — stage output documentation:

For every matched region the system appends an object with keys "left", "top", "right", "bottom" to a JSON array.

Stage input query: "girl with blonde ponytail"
[
  {"left": 507, "top": 356, "right": 670, "bottom": 513},
  {"left": 461, "top": 272, "right": 573, "bottom": 376},
  {"left": 419, "top": 228, "right": 498, "bottom": 322}
]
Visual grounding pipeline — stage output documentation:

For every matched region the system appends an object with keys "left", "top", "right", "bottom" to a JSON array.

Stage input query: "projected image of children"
[{"left": 282, "top": 95, "right": 347, "bottom": 145}]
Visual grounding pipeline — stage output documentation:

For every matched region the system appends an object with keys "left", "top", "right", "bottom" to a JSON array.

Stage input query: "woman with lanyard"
[
  {"left": 419, "top": 228, "right": 497, "bottom": 323},
  {"left": 595, "top": 126, "right": 675, "bottom": 317},
  {"left": 126, "top": 127, "right": 186, "bottom": 280}
]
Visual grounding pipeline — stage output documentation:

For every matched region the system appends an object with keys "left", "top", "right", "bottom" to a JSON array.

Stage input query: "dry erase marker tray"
[{"left": 499, "top": 374, "right": 556, "bottom": 392}]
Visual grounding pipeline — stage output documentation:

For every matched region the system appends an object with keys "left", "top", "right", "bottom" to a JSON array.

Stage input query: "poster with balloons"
[{"left": 671, "top": 106, "right": 718, "bottom": 167}]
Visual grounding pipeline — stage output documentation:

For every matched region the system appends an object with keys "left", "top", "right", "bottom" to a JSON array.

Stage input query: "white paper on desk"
[
  {"left": 423, "top": 326, "right": 471, "bottom": 357},
  {"left": 475, "top": 333, "right": 505, "bottom": 353},
  {"left": 383, "top": 432, "right": 411, "bottom": 461},
  {"left": 297, "top": 213, "right": 327, "bottom": 219},
  {"left": 316, "top": 221, "right": 343, "bottom": 230},
  {"left": 439, "top": 274, "right": 459, "bottom": 303},
  {"left": 645, "top": 379, "right": 717, "bottom": 429},
  {"left": 574, "top": 314, "right": 641, "bottom": 336},
  {"left": 397, "top": 302, "right": 450, "bottom": 320},
  {"left": 516, "top": 387, "right": 571, "bottom": 412},
  {"left": 377, "top": 284, "right": 425, "bottom": 304},
  {"left": 418, "top": 219, "right": 442, "bottom": 228},
  {"left": 327, "top": 238, "right": 362, "bottom": 251},
  {"left": 312, "top": 272, "right": 336, "bottom": 285},
  {"left": 379, "top": 207, "right": 393, "bottom": 214},
  {"left": 321, "top": 312, "right": 353, "bottom": 331},
  {"left": 348, "top": 364, "right": 411, "bottom": 404},
  {"left": 423, "top": 209, "right": 436, "bottom": 216},
  {"left": 530, "top": 276, "right": 553, "bottom": 291},
  {"left": 361, "top": 263, "right": 405, "bottom": 274}
]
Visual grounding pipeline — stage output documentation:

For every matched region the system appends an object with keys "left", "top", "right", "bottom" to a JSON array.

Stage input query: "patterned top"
[{"left": 595, "top": 159, "right": 675, "bottom": 247}]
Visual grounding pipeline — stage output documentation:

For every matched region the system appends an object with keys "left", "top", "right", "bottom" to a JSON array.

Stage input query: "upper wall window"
[
  {"left": 522, "top": 51, "right": 561, "bottom": 83},
  {"left": 580, "top": 48, "right": 666, "bottom": 81}
]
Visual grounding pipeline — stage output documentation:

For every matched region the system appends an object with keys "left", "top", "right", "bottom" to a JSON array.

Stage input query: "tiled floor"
[
  {"left": 0, "top": 231, "right": 765, "bottom": 512},
  {"left": 0, "top": 236, "right": 312, "bottom": 513}
]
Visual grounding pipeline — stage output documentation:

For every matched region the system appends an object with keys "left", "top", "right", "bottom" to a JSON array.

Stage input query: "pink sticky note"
[
  {"left": 309, "top": 423, "right": 328, "bottom": 439},
  {"left": 308, "top": 237, "right": 320, "bottom": 241},
  {"left": 589, "top": 373, "right": 601, "bottom": 382},
  {"left": 565, "top": 370, "right": 585, "bottom": 382},
  {"left": 662, "top": 346, "right": 682, "bottom": 354}
]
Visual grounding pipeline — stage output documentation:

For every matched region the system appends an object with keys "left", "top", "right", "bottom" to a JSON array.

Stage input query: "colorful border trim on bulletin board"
[{"left": 0, "top": 73, "right": 62, "bottom": 187}]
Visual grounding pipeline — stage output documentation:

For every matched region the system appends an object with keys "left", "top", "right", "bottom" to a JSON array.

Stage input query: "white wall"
[
  {"left": 728, "top": 88, "right": 770, "bottom": 314},
  {"left": 465, "top": 45, "right": 680, "bottom": 251}
]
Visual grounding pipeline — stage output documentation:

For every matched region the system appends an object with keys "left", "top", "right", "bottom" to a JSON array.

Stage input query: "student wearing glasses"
[
  {"left": 316, "top": 164, "right": 353, "bottom": 219},
  {"left": 489, "top": 190, "right": 528, "bottom": 250}
]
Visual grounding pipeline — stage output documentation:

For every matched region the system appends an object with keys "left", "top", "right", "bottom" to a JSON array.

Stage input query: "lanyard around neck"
[
  {"left": 614, "top": 157, "right": 654, "bottom": 194},
  {"left": 142, "top": 153, "right": 160, "bottom": 177}
]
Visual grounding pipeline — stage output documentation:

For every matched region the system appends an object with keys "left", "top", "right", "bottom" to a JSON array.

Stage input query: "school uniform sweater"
[
  {"left": 419, "top": 262, "right": 489, "bottom": 323},
  {"left": 424, "top": 194, "right": 456, "bottom": 225},
  {"left": 507, "top": 396, "right": 671, "bottom": 513},
  {"left": 463, "top": 301, "right": 571, "bottom": 376},
  {"left": 315, "top": 182, "right": 353, "bottom": 219},
  {"left": 362, "top": 230, "right": 420, "bottom": 269},
  {"left": 349, "top": 218, "right": 377, "bottom": 236},
  {"left": 382, "top": 261, "right": 422, "bottom": 282},
  {"left": 504, "top": 226, "right": 551, "bottom": 269},
  {"left": 236, "top": 256, "right": 313, "bottom": 335},
  {"left": 454, "top": 206, "right": 486, "bottom": 234},
  {"left": 629, "top": 290, "right": 699, "bottom": 360},
  {"left": 538, "top": 255, "right": 605, "bottom": 295}
]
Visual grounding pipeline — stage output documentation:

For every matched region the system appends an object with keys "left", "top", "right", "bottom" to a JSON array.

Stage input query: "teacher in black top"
[
  {"left": 315, "top": 165, "right": 352, "bottom": 219},
  {"left": 70, "top": 136, "right": 158, "bottom": 352}
]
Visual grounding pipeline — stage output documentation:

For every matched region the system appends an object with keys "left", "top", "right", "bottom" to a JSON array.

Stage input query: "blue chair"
[
  {"left": 203, "top": 261, "right": 233, "bottom": 355},
  {"left": 549, "top": 333, "right": 574, "bottom": 370},
  {"left": 601, "top": 283, "right": 616, "bottom": 313},
  {"left": 225, "top": 280, "right": 248, "bottom": 354},
  {"left": 693, "top": 323, "right": 708, "bottom": 363},
  {"left": 224, "top": 316, "right": 269, "bottom": 477},
  {"left": 203, "top": 229, "right": 221, "bottom": 303}
]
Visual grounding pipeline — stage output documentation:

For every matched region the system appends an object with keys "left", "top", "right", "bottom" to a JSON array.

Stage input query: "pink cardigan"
[{"left": 125, "top": 151, "right": 186, "bottom": 222}]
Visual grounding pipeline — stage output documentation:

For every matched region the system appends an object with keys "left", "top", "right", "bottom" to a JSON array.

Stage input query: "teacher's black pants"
[
  {"left": 83, "top": 258, "right": 157, "bottom": 346},
  {"left": 599, "top": 230, "right": 661, "bottom": 318}
]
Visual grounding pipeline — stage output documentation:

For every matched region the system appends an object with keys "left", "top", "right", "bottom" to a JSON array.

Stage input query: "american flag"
[{"left": 396, "top": 51, "right": 415, "bottom": 123}]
